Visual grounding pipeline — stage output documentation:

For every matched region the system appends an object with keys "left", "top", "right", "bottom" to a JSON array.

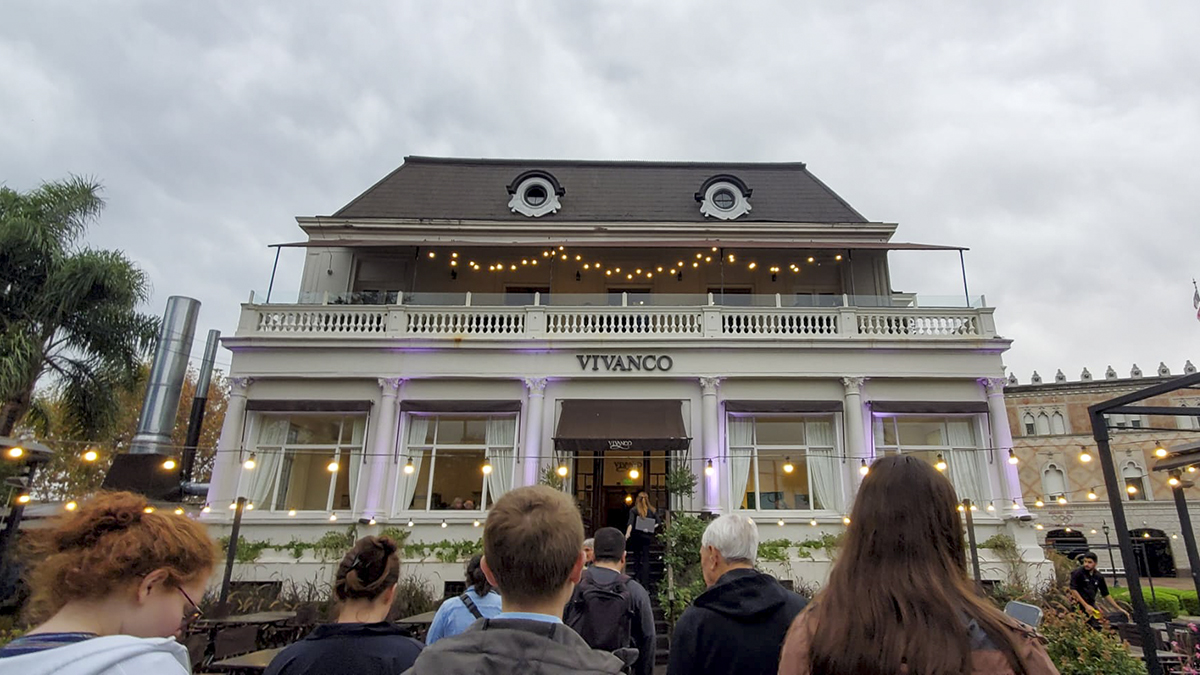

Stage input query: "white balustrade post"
[
  {"left": 982, "top": 377, "right": 1022, "bottom": 514},
  {"left": 842, "top": 377, "right": 869, "bottom": 500},
  {"left": 209, "top": 377, "right": 252, "bottom": 512},
  {"left": 700, "top": 377, "right": 722, "bottom": 512},
  {"left": 362, "top": 377, "right": 402, "bottom": 519},
  {"left": 523, "top": 378, "right": 548, "bottom": 487}
]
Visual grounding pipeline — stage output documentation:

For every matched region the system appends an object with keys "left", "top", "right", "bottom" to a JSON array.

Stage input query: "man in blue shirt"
[{"left": 426, "top": 554, "right": 502, "bottom": 644}]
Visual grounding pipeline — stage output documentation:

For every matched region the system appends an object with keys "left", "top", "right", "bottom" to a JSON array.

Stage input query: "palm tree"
[{"left": 0, "top": 176, "right": 158, "bottom": 438}]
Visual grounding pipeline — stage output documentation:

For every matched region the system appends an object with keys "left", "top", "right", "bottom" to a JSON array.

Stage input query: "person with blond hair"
[
  {"left": 0, "top": 492, "right": 216, "bottom": 675},
  {"left": 623, "top": 492, "right": 660, "bottom": 590},
  {"left": 405, "top": 485, "right": 625, "bottom": 675},
  {"left": 777, "top": 455, "right": 1058, "bottom": 675}
]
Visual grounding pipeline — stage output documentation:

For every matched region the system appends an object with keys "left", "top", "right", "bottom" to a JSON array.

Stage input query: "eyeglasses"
[{"left": 179, "top": 587, "right": 203, "bottom": 627}]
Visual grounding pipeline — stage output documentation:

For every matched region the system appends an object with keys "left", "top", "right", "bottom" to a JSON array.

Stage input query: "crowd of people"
[{"left": 0, "top": 456, "right": 1065, "bottom": 675}]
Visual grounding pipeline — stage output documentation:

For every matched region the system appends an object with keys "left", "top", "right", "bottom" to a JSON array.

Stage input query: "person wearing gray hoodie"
[
  {"left": 403, "top": 486, "right": 625, "bottom": 675},
  {"left": 0, "top": 492, "right": 217, "bottom": 675}
]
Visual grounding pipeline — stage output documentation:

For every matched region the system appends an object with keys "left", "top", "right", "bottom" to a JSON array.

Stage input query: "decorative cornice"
[
  {"left": 699, "top": 376, "right": 722, "bottom": 394},
  {"left": 228, "top": 376, "right": 254, "bottom": 394},
  {"left": 524, "top": 377, "right": 549, "bottom": 395},
  {"left": 841, "top": 376, "right": 867, "bottom": 394},
  {"left": 378, "top": 377, "right": 404, "bottom": 393}
]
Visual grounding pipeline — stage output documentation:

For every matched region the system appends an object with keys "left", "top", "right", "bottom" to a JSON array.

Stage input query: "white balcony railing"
[{"left": 237, "top": 297, "right": 998, "bottom": 342}]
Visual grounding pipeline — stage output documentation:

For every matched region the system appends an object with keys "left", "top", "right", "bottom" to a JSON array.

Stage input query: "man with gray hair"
[{"left": 667, "top": 514, "right": 807, "bottom": 675}]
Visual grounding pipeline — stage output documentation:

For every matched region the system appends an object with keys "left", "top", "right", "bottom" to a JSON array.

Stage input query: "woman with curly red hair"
[{"left": 0, "top": 491, "right": 216, "bottom": 674}]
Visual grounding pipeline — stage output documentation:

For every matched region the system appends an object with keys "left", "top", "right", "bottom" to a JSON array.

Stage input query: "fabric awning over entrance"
[{"left": 554, "top": 399, "right": 691, "bottom": 453}]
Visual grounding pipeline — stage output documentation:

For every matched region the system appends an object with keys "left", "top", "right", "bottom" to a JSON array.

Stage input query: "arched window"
[
  {"left": 1051, "top": 412, "right": 1067, "bottom": 435},
  {"left": 1123, "top": 461, "right": 1148, "bottom": 501},
  {"left": 1042, "top": 463, "right": 1067, "bottom": 499},
  {"left": 1023, "top": 413, "right": 1036, "bottom": 436},
  {"left": 1035, "top": 413, "right": 1051, "bottom": 436}
]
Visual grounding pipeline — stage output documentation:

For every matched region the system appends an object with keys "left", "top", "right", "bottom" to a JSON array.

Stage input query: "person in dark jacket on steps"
[
  {"left": 403, "top": 486, "right": 625, "bottom": 675},
  {"left": 266, "top": 536, "right": 422, "bottom": 675},
  {"left": 667, "top": 514, "right": 806, "bottom": 675}
]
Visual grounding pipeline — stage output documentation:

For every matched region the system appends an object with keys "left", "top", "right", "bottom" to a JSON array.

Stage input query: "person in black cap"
[{"left": 564, "top": 527, "right": 655, "bottom": 675}]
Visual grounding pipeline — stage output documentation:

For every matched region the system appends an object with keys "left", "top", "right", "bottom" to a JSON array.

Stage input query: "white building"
[{"left": 206, "top": 157, "right": 1045, "bottom": 591}]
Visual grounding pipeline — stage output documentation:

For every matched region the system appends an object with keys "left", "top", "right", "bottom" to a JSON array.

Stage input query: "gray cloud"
[{"left": 2, "top": 0, "right": 1197, "bottom": 379}]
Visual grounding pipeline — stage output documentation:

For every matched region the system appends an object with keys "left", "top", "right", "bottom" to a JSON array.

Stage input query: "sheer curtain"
[
  {"left": 947, "top": 420, "right": 986, "bottom": 504},
  {"left": 806, "top": 420, "right": 842, "bottom": 512},
  {"left": 486, "top": 416, "right": 517, "bottom": 504},
  {"left": 400, "top": 416, "right": 429, "bottom": 510},
  {"left": 346, "top": 417, "right": 366, "bottom": 511},
  {"left": 248, "top": 417, "right": 289, "bottom": 506},
  {"left": 728, "top": 417, "right": 754, "bottom": 509}
]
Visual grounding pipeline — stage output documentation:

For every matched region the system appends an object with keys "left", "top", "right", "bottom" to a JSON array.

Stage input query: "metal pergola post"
[
  {"left": 216, "top": 496, "right": 246, "bottom": 615},
  {"left": 963, "top": 498, "right": 982, "bottom": 583},
  {"left": 1172, "top": 484, "right": 1200, "bottom": 600}
]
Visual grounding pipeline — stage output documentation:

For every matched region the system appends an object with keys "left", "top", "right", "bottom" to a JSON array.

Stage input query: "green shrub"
[
  {"left": 1110, "top": 587, "right": 1181, "bottom": 618},
  {"left": 1177, "top": 591, "right": 1200, "bottom": 616},
  {"left": 1041, "top": 609, "right": 1147, "bottom": 675}
]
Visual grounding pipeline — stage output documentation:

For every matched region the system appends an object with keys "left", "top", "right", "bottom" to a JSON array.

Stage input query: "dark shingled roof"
[{"left": 331, "top": 156, "right": 868, "bottom": 223}]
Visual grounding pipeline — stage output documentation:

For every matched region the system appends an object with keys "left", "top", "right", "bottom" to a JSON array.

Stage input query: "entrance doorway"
[{"left": 573, "top": 450, "right": 669, "bottom": 533}]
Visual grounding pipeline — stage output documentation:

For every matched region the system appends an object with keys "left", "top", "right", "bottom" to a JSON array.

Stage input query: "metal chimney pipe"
[
  {"left": 180, "top": 329, "right": 220, "bottom": 482},
  {"left": 130, "top": 296, "right": 200, "bottom": 455}
]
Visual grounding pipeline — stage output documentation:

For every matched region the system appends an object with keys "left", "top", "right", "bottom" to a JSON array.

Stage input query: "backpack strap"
[{"left": 460, "top": 592, "right": 484, "bottom": 619}]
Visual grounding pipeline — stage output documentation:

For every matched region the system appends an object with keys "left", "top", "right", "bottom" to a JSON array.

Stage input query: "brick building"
[{"left": 1006, "top": 361, "right": 1200, "bottom": 575}]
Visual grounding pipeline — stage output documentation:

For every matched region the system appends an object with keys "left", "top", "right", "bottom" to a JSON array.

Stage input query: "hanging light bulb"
[
  {"left": 859, "top": 459, "right": 870, "bottom": 476},
  {"left": 1168, "top": 470, "right": 1181, "bottom": 487},
  {"left": 404, "top": 457, "right": 415, "bottom": 474},
  {"left": 482, "top": 461, "right": 493, "bottom": 475},
  {"left": 807, "top": 256, "right": 815, "bottom": 263},
  {"left": 201, "top": 504, "right": 211, "bottom": 514},
  {"left": 229, "top": 501, "right": 237, "bottom": 509},
  {"left": 329, "top": 513, "right": 338, "bottom": 521},
  {"left": 625, "top": 493, "right": 633, "bottom": 505},
  {"left": 16, "top": 494, "right": 31, "bottom": 504},
  {"left": 557, "top": 464, "right": 569, "bottom": 477},
  {"left": 629, "top": 467, "right": 640, "bottom": 480},
  {"left": 969, "top": 503, "right": 978, "bottom": 512},
  {"left": 245, "top": 501, "right": 254, "bottom": 511},
  {"left": 5, "top": 447, "right": 23, "bottom": 459},
  {"left": 843, "top": 516, "right": 851, "bottom": 525},
  {"left": 1057, "top": 495, "right": 1068, "bottom": 505},
  {"left": 1035, "top": 497, "right": 1045, "bottom": 508},
  {"left": 441, "top": 520, "right": 448, "bottom": 528},
  {"left": 1008, "top": 450, "right": 1019, "bottom": 465},
  {"left": 174, "top": 507, "right": 185, "bottom": 515},
  {"left": 809, "top": 519, "right": 818, "bottom": 526},
  {"left": 1091, "top": 529, "right": 1098, "bottom": 534},
  {"left": 986, "top": 503, "right": 995, "bottom": 512},
  {"left": 1143, "top": 531, "right": 1150, "bottom": 538},
  {"left": 835, "top": 254, "right": 843, "bottom": 261},
  {"left": 327, "top": 459, "right": 340, "bottom": 472},
  {"left": 728, "top": 254, "right": 735, "bottom": 262},
  {"left": 1189, "top": 465, "right": 1198, "bottom": 474},
  {"left": 143, "top": 506, "right": 155, "bottom": 514},
  {"left": 748, "top": 262, "right": 757, "bottom": 270},
  {"left": 428, "top": 251, "right": 436, "bottom": 259},
  {"left": 783, "top": 458, "right": 794, "bottom": 474},
  {"left": 473, "top": 520, "right": 480, "bottom": 527},
  {"left": 1087, "top": 487, "right": 1098, "bottom": 501},
  {"left": 1126, "top": 484, "right": 1138, "bottom": 495},
  {"left": 407, "top": 519, "right": 415, "bottom": 527},
  {"left": 162, "top": 458, "right": 177, "bottom": 471},
  {"left": 1173, "top": 534, "right": 1179, "bottom": 539},
  {"left": 957, "top": 504, "right": 965, "bottom": 513},
  {"left": 368, "top": 518, "right": 376, "bottom": 526},
  {"left": 1078, "top": 447, "right": 1093, "bottom": 463},
  {"left": 935, "top": 454, "right": 948, "bottom": 472},
  {"left": 288, "top": 509, "right": 297, "bottom": 517},
  {"left": 777, "top": 519, "right": 785, "bottom": 527},
  {"left": 1036, "top": 523, "right": 1044, "bottom": 530},
  {"left": 1155, "top": 441, "right": 1168, "bottom": 458},
  {"left": 705, "top": 459, "right": 715, "bottom": 477},
  {"left": 712, "top": 246, "right": 718, "bottom": 252},
  {"left": 244, "top": 453, "right": 257, "bottom": 470},
  {"left": 82, "top": 449, "right": 98, "bottom": 462},
  {"left": 1011, "top": 499, "right": 1020, "bottom": 509}
]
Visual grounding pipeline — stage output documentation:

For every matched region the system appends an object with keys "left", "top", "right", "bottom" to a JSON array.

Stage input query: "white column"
[
  {"left": 523, "top": 378, "right": 548, "bottom": 487},
  {"left": 700, "top": 377, "right": 721, "bottom": 512},
  {"left": 362, "top": 377, "right": 402, "bottom": 519},
  {"left": 842, "top": 377, "right": 869, "bottom": 504},
  {"left": 982, "top": 377, "right": 1023, "bottom": 514},
  {"left": 209, "top": 376, "right": 252, "bottom": 510}
]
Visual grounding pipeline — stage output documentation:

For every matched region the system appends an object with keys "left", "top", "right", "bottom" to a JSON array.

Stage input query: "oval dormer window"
[
  {"left": 507, "top": 170, "right": 564, "bottom": 218},
  {"left": 695, "top": 175, "right": 752, "bottom": 220}
]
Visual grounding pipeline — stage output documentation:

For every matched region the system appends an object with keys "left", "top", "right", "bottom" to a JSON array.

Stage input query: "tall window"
[
  {"left": 1123, "top": 461, "right": 1148, "bottom": 501},
  {"left": 400, "top": 414, "right": 518, "bottom": 512},
  {"left": 1179, "top": 401, "right": 1200, "bottom": 430},
  {"left": 1042, "top": 463, "right": 1067, "bottom": 500},
  {"left": 1021, "top": 407, "right": 1069, "bottom": 436},
  {"left": 727, "top": 415, "right": 842, "bottom": 512},
  {"left": 246, "top": 414, "right": 367, "bottom": 512},
  {"left": 874, "top": 416, "right": 988, "bottom": 504},
  {"left": 1110, "top": 414, "right": 1145, "bottom": 430}
]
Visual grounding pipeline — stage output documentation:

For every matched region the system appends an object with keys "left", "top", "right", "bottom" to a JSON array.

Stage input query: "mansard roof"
[{"left": 330, "top": 156, "right": 868, "bottom": 223}]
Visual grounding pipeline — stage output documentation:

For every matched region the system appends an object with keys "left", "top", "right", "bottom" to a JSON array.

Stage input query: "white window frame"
[
  {"left": 873, "top": 415, "right": 992, "bottom": 506},
  {"left": 1178, "top": 400, "right": 1200, "bottom": 431},
  {"left": 1041, "top": 462, "right": 1068, "bottom": 500},
  {"left": 727, "top": 413, "right": 843, "bottom": 515},
  {"left": 1110, "top": 413, "right": 1148, "bottom": 430},
  {"left": 1122, "top": 460, "right": 1151, "bottom": 501},
  {"left": 246, "top": 412, "right": 368, "bottom": 513},
  {"left": 397, "top": 413, "right": 520, "bottom": 514},
  {"left": 1018, "top": 405, "right": 1070, "bottom": 436}
]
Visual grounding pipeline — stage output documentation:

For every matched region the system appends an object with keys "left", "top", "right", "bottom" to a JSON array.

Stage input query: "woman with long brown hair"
[
  {"left": 778, "top": 454, "right": 1057, "bottom": 675},
  {"left": 624, "top": 491, "right": 660, "bottom": 590}
]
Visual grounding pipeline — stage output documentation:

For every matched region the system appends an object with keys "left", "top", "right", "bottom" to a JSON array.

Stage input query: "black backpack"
[{"left": 564, "top": 572, "right": 636, "bottom": 652}]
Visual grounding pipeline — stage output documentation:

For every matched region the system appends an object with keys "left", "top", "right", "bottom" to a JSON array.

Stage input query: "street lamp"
[{"left": 1102, "top": 523, "right": 1119, "bottom": 588}]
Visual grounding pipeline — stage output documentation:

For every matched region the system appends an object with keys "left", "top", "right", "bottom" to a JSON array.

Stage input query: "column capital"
[
  {"left": 524, "top": 377, "right": 549, "bottom": 396},
  {"left": 378, "top": 377, "right": 404, "bottom": 394},
  {"left": 228, "top": 376, "right": 254, "bottom": 395},
  {"left": 979, "top": 377, "right": 1008, "bottom": 394},
  {"left": 699, "top": 376, "right": 722, "bottom": 395},
  {"left": 841, "top": 376, "right": 867, "bottom": 394}
]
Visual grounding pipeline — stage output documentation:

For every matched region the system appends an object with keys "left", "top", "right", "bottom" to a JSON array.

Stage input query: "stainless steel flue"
[{"left": 130, "top": 296, "right": 200, "bottom": 454}]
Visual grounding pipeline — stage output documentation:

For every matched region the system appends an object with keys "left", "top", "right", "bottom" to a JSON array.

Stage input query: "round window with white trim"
[
  {"left": 508, "top": 176, "right": 562, "bottom": 217},
  {"left": 523, "top": 184, "right": 548, "bottom": 207},
  {"left": 699, "top": 181, "right": 751, "bottom": 220}
]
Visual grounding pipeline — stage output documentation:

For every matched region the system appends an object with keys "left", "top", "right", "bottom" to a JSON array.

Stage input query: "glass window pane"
[
  {"left": 287, "top": 415, "right": 343, "bottom": 445},
  {"left": 436, "top": 417, "right": 488, "bottom": 445},
  {"left": 431, "top": 449, "right": 486, "bottom": 510},
  {"left": 408, "top": 448, "right": 432, "bottom": 509},
  {"left": 280, "top": 452, "right": 334, "bottom": 511},
  {"left": 331, "top": 452, "right": 353, "bottom": 510},
  {"left": 896, "top": 418, "right": 946, "bottom": 446},
  {"left": 879, "top": 418, "right": 898, "bottom": 446},
  {"left": 756, "top": 451, "right": 811, "bottom": 510},
  {"left": 754, "top": 417, "right": 806, "bottom": 445}
]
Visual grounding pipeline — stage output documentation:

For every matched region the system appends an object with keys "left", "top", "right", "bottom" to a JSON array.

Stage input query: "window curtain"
[
  {"left": 248, "top": 417, "right": 289, "bottom": 506},
  {"left": 401, "top": 416, "right": 429, "bottom": 509},
  {"left": 806, "top": 420, "right": 842, "bottom": 512},
  {"left": 947, "top": 420, "right": 986, "bottom": 504},
  {"left": 485, "top": 416, "right": 518, "bottom": 504},
  {"left": 346, "top": 417, "right": 366, "bottom": 510},
  {"left": 728, "top": 417, "right": 754, "bottom": 509}
]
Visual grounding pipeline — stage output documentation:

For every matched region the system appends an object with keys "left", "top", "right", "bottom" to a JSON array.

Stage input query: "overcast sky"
[{"left": 3, "top": 1, "right": 1197, "bottom": 382}]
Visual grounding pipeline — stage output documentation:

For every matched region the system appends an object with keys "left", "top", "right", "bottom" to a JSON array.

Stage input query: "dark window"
[
  {"left": 523, "top": 184, "right": 547, "bottom": 207},
  {"left": 712, "top": 188, "right": 736, "bottom": 210},
  {"left": 1025, "top": 423, "right": 1036, "bottom": 436}
]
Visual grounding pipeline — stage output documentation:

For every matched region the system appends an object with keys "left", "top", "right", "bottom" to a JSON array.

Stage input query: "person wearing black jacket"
[
  {"left": 265, "top": 536, "right": 422, "bottom": 675},
  {"left": 667, "top": 514, "right": 806, "bottom": 675}
]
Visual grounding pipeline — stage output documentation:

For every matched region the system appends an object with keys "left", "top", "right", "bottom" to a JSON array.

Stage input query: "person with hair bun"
[
  {"left": 264, "top": 535, "right": 422, "bottom": 675},
  {"left": 0, "top": 491, "right": 217, "bottom": 675},
  {"left": 426, "top": 554, "right": 502, "bottom": 644}
]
